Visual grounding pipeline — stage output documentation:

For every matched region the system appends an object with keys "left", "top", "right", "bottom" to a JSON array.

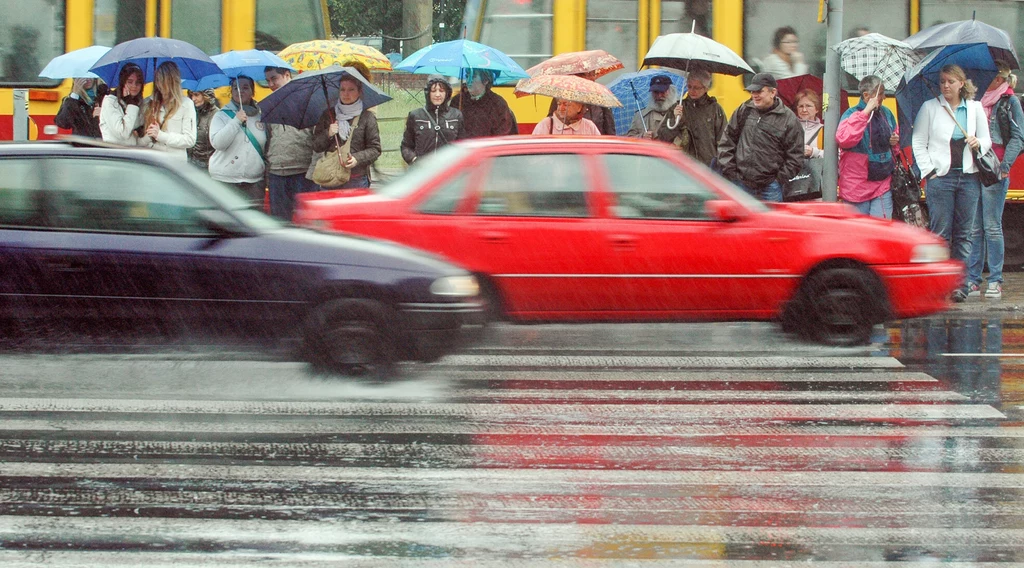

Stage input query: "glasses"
[{"left": 781, "top": 40, "right": 799, "bottom": 44}]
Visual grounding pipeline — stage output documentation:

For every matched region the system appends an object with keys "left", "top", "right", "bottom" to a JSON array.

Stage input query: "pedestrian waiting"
[
  {"left": 654, "top": 68, "right": 726, "bottom": 168},
  {"left": 401, "top": 75, "right": 465, "bottom": 164},
  {"left": 264, "top": 65, "right": 317, "bottom": 220},
  {"left": 209, "top": 76, "right": 267, "bottom": 204},
  {"left": 55, "top": 77, "right": 107, "bottom": 138},
  {"left": 138, "top": 61, "right": 197, "bottom": 164},
  {"left": 626, "top": 74, "right": 676, "bottom": 139},
  {"left": 533, "top": 98, "right": 600, "bottom": 135},
  {"left": 313, "top": 72, "right": 381, "bottom": 188},
  {"left": 187, "top": 89, "right": 218, "bottom": 170},
  {"left": 450, "top": 69, "right": 516, "bottom": 137},
  {"left": 837, "top": 76, "right": 899, "bottom": 218}
]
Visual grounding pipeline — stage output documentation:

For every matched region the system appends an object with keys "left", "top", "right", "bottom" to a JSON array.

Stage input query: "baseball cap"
[
  {"left": 745, "top": 72, "right": 778, "bottom": 91},
  {"left": 649, "top": 75, "right": 672, "bottom": 92}
]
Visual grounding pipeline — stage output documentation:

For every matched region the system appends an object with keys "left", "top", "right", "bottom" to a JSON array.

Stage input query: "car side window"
[
  {"left": 418, "top": 171, "right": 471, "bottom": 215},
  {"left": 602, "top": 154, "right": 717, "bottom": 220},
  {"left": 45, "top": 158, "right": 216, "bottom": 234},
  {"left": 476, "top": 154, "right": 588, "bottom": 218},
  {"left": 0, "top": 158, "right": 46, "bottom": 228}
]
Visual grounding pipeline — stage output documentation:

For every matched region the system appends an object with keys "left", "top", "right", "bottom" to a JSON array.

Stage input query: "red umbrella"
[
  {"left": 775, "top": 74, "right": 850, "bottom": 117},
  {"left": 526, "top": 50, "right": 624, "bottom": 79}
]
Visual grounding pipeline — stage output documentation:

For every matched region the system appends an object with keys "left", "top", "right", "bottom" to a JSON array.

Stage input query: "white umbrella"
[{"left": 641, "top": 31, "right": 754, "bottom": 77}]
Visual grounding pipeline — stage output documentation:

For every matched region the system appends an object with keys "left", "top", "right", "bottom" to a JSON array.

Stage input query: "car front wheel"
[
  {"left": 802, "top": 267, "right": 881, "bottom": 347},
  {"left": 305, "top": 298, "right": 398, "bottom": 377}
]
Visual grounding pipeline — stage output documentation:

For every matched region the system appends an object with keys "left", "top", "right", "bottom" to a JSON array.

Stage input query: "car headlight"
[
  {"left": 911, "top": 244, "right": 950, "bottom": 263},
  {"left": 430, "top": 275, "right": 480, "bottom": 297}
]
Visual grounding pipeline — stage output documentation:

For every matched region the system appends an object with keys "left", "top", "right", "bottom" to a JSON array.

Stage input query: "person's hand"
[
  {"left": 121, "top": 84, "right": 132, "bottom": 98},
  {"left": 642, "top": 131, "right": 655, "bottom": 140},
  {"left": 864, "top": 94, "right": 879, "bottom": 113},
  {"left": 145, "top": 123, "right": 160, "bottom": 140},
  {"left": 889, "top": 132, "right": 900, "bottom": 147},
  {"left": 343, "top": 155, "right": 358, "bottom": 169},
  {"left": 790, "top": 51, "right": 805, "bottom": 65},
  {"left": 73, "top": 78, "right": 91, "bottom": 92},
  {"left": 804, "top": 144, "right": 813, "bottom": 158},
  {"left": 673, "top": 106, "right": 682, "bottom": 117},
  {"left": 92, "top": 105, "right": 102, "bottom": 118},
  {"left": 236, "top": 110, "right": 248, "bottom": 124},
  {"left": 966, "top": 135, "right": 980, "bottom": 151},
  {"left": 1000, "top": 170, "right": 1009, "bottom": 180},
  {"left": 328, "top": 123, "right": 339, "bottom": 137}
]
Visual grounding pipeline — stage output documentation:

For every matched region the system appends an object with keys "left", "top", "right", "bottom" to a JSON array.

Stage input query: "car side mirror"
[
  {"left": 196, "top": 209, "right": 253, "bottom": 238},
  {"left": 705, "top": 199, "right": 748, "bottom": 222}
]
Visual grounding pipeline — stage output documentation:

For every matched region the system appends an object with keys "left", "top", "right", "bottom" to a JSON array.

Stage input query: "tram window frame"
[
  {"left": 658, "top": 0, "right": 713, "bottom": 37},
  {"left": 0, "top": 0, "right": 65, "bottom": 88},
  {"left": 256, "top": 0, "right": 328, "bottom": 52},
  {"left": 171, "top": 0, "right": 222, "bottom": 55},
  {"left": 93, "top": 0, "right": 147, "bottom": 52},
  {"left": 471, "top": 0, "right": 554, "bottom": 72}
]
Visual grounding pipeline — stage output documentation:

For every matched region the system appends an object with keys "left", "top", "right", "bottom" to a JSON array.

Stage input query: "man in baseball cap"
[
  {"left": 744, "top": 72, "right": 778, "bottom": 92},
  {"left": 626, "top": 74, "right": 677, "bottom": 139}
]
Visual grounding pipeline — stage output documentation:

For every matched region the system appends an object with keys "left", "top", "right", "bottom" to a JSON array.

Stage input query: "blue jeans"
[
  {"left": 735, "top": 179, "right": 783, "bottom": 203},
  {"left": 925, "top": 170, "right": 981, "bottom": 266},
  {"left": 849, "top": 190, "right": 893, "bottom": 219},
  {"left": 967, "top": 177, "right": 1008, "bottom": 285},
  {"left": 268, "top": 172, "right": 317, "bottom": 221}
]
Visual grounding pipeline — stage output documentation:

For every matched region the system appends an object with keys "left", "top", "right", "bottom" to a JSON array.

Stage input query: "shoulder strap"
[{"left": 222, "top": 109, "right": 266, "bottom": 161}]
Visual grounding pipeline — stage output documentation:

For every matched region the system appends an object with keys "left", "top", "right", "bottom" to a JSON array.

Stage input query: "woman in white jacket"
[
  {"left": 208, "top": 76, "right": 267, "bottom": 204},
  {"left": 99, "top": 63, "right": 144, "bottom": 145},
  {"left": 912, "top": 64, "right": 991, "bottom": 302},
  {"left": 138, "top": 61, "right": 196, "bottom": 162}
]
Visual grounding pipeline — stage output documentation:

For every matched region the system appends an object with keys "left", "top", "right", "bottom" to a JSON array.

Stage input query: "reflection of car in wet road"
[
  {"left": 295, "top": 136, "right": 963, "bottom": 346},
  {"left": 0, "top": 141, "right": 483, "bottom": 374}
]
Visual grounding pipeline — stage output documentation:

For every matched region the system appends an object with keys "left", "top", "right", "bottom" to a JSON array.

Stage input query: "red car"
[{"left": 294, "top": 137, "right": 961, "bottom": 346}]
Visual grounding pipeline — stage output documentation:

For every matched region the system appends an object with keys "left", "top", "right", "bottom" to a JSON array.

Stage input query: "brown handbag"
[{"left": 312, "top": 114, "right": 360, "bottom": 187}]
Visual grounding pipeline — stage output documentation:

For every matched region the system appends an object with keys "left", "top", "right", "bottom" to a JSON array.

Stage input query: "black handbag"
[
  {"left": 890, "top": 156, "right": 929, "bottom": 228},
  {"left": 972, "top": 147, "right": 1002, "bottom": 186},
  {"left": 783, "top": 158, "right": 823, "bottom": 202}
]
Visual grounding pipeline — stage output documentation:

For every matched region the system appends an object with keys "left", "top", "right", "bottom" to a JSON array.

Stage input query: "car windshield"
[
  {"left": 173, "top": 164, "right": 284, "bottom": 230},
  {"left": 376, "top": 144, "right": 471, "bottom": 199}
]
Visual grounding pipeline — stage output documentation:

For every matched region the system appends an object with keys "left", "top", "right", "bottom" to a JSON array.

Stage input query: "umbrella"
[
  {"left": 776, "top": 74, "right": 850, "bottom": 117},
  {"left": 833, "top": 33, "right": 924, "bottom": 92},
  {"left": 89, "top": 37, "right": 221, "bottom": 87},
  {"left": 278, "top": 40, "right": 393, "bottom": 72},
  {"left": 195, "top": 49, "right": 298, "bottom": 93},
  {"left": 395, "top": 39, "right": 529, "bottom": 85},
  {"left": 38, "top": 45, "right": 110, "bottom": 79},
  {"left": 641, "top": 32, "right": 754, "bottom": 76},
  {"left": 514, "top": 74, "right": 622, "bottom": 108},
  {"left": 906, "top": 18, "right": 1020, "bottom": 69},
  {"left": 606, "top": 69, "right": 687, "bottom": 136},
  {"left": 258, "top": 65, "right": 392, "bottom": 129},
  {"left": 895, "top": 43, "right": 998, "bottom": 147},
  {"left": 526, "top": 49, "right": 624, "bottom": 79}
]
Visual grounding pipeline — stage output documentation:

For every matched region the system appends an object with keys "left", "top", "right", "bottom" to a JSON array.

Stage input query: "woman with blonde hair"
[
  {"left": 966, "top": 60, "right": 1024, "bottom": 300},
  {"left": 912, "top": 64, "right": 991, "bottom": 302},
  {"left": 138, "top": 61, "right": 196, "bottom": 162}
]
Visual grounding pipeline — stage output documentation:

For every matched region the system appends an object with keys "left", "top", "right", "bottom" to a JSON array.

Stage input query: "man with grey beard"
[{"left": 626, "top": 75, "right": 676, "bottom": 139}]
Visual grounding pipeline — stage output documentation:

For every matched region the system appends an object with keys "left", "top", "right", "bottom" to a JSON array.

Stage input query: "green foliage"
[{"left": 327, "top": 0, "right": 465, "bottom": 52}]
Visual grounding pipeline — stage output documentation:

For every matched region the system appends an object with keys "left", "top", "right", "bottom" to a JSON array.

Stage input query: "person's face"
[
  {"left": 79, "top": 78, "right": 96, "bottom": 90},
  {"left": 123, "top": 73, "right": 143, "bottom": 97},
  {"left": 232, "top": 79, "right": 254, "bottom": 105},
  {"left": 429, "top": 84, "right": 447, "bottom": 105},
  {"left": 939, "top": 72, "right": 964, "bottom": 100},
  {"left": 749, "top": 86, "right": 776, "bottom": 109},
  {"left": 686, "top": 79, "right": 708, "bottom": 99},
  {"left": 468, "top": 75, "right": 486, "bottom": 97},
  {"left": 651, "top": 90, "right": 669, "bottom": 103},
  {"left": 779, "top": 34, "right": 799, "bottom": 55},
  {"left": 189, "top": 92, "right": 205, "bottom": 106},
  {"left": 555, "top": 99, "right": 583, "bottom": 122},
  {"left": 795, "top": 97, "right": 817, "bottom": 120},
  {"left": 264, "top": 69, "right": 290, "bottom": 92},
  {"left": 339, "top": 79, "right": 361, "bottom": 104},
  {"left": 988, "top": 75, "right": 1006, "bottom": 92}
]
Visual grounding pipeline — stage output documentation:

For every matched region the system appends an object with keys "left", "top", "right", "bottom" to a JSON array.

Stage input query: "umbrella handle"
[{"left": 629, "top": 80, "right": 648, "bottom": 133}]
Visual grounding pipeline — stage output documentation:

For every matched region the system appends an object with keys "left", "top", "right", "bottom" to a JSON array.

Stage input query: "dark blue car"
[{"left": 0, "top": 140, "right": 483, "bottom": 375}]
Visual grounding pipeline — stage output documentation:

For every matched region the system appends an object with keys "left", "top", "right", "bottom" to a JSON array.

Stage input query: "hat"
[
  {"left": 745, "top": 72, "right": 778, "bottom": 91},
  {"left": 649, "top": 74, "right": 672, "bottom": 92}
]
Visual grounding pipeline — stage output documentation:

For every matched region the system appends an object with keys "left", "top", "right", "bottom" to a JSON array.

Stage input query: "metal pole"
[
  {"left": 13, "top": 89, "right": 29, "bottom": 142},
  {"left": 822, "top": 0, "right": 843, "bottom": 202}
]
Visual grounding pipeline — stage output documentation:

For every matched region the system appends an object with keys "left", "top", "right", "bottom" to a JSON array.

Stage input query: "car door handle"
[
  {"left": 608, "top": 234, "right": 637, "bottom": 250},
  {"left": 479, "top": 231, "right": 510, "bottom": 243},
  {"left": 44, "top": 259, "right": 87, "bottom": 273}
]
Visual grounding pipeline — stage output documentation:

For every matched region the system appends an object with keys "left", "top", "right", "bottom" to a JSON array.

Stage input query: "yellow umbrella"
[{"left": 278, "top": 40, "right": 392, "bottom": 72}]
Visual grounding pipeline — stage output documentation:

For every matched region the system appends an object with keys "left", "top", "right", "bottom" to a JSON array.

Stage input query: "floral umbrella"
[
  {"left": 526, "top": 49, "right": 624, "bottom": 78},
  {"left": 278, "top": 40, "right": 392, "bottom": 72},
  {"left": 514, "top": 74, "right": 622, "bottom": 108}
]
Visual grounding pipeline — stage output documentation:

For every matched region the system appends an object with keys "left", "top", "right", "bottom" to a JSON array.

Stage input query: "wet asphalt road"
[{"left": 0, "top": 310, "right": 1023, "bottom": 565}]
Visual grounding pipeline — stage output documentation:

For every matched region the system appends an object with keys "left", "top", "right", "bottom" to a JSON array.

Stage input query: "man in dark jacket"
[
  {"left": 401, "top": 75, "right": 467, "bottom": 164},
  {"left": 450, "top": 69, "right": 515, "bottom": 137},
  {"left": 717, "top": 73, "right": 804, "bottom": 202},
  {"left": 655, "top": 68, "right": 726, "bottom": 168}
]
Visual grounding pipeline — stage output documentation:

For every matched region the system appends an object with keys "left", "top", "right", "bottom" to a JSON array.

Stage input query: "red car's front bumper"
[{"left": 876, "top": 260, "right": 964, "bottom": 319}]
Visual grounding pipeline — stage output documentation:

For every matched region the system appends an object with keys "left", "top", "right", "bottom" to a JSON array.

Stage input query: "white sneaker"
[{"left": 985, "top": 282, "right": 1002, "bottom": 300}]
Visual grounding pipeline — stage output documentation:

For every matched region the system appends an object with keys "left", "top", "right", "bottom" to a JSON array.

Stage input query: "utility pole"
[
  {"left": 402, "top": 0, "right": 432, "bottom": 57},
  {"left": 822, "top": 0, "right": 843, "bottom": 202}
]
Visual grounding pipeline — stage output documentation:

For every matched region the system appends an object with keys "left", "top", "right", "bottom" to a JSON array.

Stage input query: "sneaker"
[
  {"left": 967, "top": 282, "right": 981, "bottom": 298},
  {"left": 985, "top": 282, "right": 1002, "bottom": 300},
  {"left": 952, "top": 288, "right": 969, "bottom": 303}
]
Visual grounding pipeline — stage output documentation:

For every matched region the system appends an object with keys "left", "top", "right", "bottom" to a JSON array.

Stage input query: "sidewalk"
[{"left": 948, "top": 271, "right": 1024, "bottom": 315}]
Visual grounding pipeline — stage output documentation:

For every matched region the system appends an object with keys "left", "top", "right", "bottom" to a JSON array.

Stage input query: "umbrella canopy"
[
  {"left": 606, "top": 69, "right": 687, "bottom": 136},
  {"left": 527, "top": 49, "right": 624, "bottom": 79},
  {"left": 833, "top": 33, "right": 923, "bottom": 92},
  {"left": 895, "top": 43, "right": 998, "bottom": 146},
  {"left": 776, "top": 74, "right": 850, "bottom": 117},
  {"left": 905, "top": 19, "right": 1019, "bottom": 69},
  {"left": 89, "top": 37, "right": 221, "bottom": 87},
  {"left": 278, "top": 40, "right": 392, "bottom": 72},
  {"left": 514, "top": 74, "right": 622, "bottom": 108},
  {"left": 213, "top": 49, "right": 294, "bottom": 79},
  {"left": 642, "top": 32, "right": 754, "bottom": 76},
  {"left": 395, "top": 39, "right": 529, "bottom": 85},
  {"left": 38, "top": 45, "right": 111, "bottom": 79},
  {"left": 258, "top": 65, "right": 392, "bottom": 129}
]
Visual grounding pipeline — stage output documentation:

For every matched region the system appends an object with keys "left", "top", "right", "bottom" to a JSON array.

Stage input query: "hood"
[{"left": 425, "top": 75, "right": 452, "bottom": 113}]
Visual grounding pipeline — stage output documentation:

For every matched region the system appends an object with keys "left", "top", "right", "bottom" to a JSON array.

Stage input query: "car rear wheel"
[
  {"left": 801, "top": 267, "right": 880, "bottom": 347},
  {"left": 305, "top": 299, "right": 398, "bottom": 378}
]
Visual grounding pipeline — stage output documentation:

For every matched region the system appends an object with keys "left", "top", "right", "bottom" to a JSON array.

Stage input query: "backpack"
[{"left": 994, "top": 94, "right": 1022, "bottom": 143}]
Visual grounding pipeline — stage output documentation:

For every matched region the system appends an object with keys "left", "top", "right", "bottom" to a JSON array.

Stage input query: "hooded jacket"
[
  {"left": 451, "top": 88, "right": 514, "bottom": 137},
  {"left": 208, "top": 101, "right": 268, "bottom": 184},
  {"left": 188, "top": 99, "right": 218, "bottom": 168},
  {"left": 655, "top": 94, "right": 727, "bottom": 167},
  {"left": 55, "top": 85, "right": 108, "bottom": 138},
  {"left": 401, "top": 77, "right": 467, "bottom": 163},
  {"left": 717, "top": 97, "right": 804, "bottom": 188}
]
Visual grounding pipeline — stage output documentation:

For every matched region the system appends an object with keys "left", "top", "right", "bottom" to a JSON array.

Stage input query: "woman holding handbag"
[
  {"left": 837, "top": 76, "right": 900, "bottom": 218},
  {"left": 312, "top": 74, "right": 381, "bottom": 189},
  {"left": 912, "top": 64, "right": 992, "bottom": 303}
]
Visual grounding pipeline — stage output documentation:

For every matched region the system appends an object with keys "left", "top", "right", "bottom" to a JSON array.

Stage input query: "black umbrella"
[
  {"left": 905, "top": 16, "right": 1020, "bottom": 69},
  {"left": 258, "top": 65, "right": 391, "bottom": 129}
]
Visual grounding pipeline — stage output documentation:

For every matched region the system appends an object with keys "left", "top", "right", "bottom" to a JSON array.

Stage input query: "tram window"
[
  {"left": 659, "top": 0, "right": 713, "bottom": 37},
  {"left": 744, "top": 0, "right": 908, "bottom": 80},
  {"left": 257, "top": 0, "right": 329, "bottom": 51},
  {"left": 94, "top": 0, "right": 146, "bottom": 48},
  {"left": 922, "top": 0, "right": 1024, "bottom": 90},
  {"left": 172, "top": 0, "right": 222, "bottom": 55},
  {"left": 472, "top": 0, "right": 554, "bottom": 72},
  {"left": 0, "top": 0, "right": 64, "bottom": 87}
]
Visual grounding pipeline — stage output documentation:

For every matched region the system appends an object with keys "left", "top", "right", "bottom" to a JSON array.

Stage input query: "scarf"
[
  {"left": 850, "top": 99, "right": 895, "bottom": 181},
  {"left": 981, "top": 84, "right": 1013, "bottom": 119},
  {"left": 334, "top": 99, "right": 363, "bottom": 142}
]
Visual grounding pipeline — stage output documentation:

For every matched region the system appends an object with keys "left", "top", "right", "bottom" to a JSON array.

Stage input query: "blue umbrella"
[
  {"left": 258, "top": 65, "right": 392, "bottom": 129},
  {"left": 38, "top": 45, "right": 111, "bottom": 79},
  {"left": 212, "top": 49, "right": 294, "bottom": 79},
  {"left": 895, "top": 43, "right": 998, "bottom": 147},
  {"left": 606, "top": 69, "right": 687, "bottom": 136},
  {"left": 395, "top": 39, "right": 528, "bottom": 85},
  {"left": 89, "top": 37, "right": 221, "bottom": 86}
]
